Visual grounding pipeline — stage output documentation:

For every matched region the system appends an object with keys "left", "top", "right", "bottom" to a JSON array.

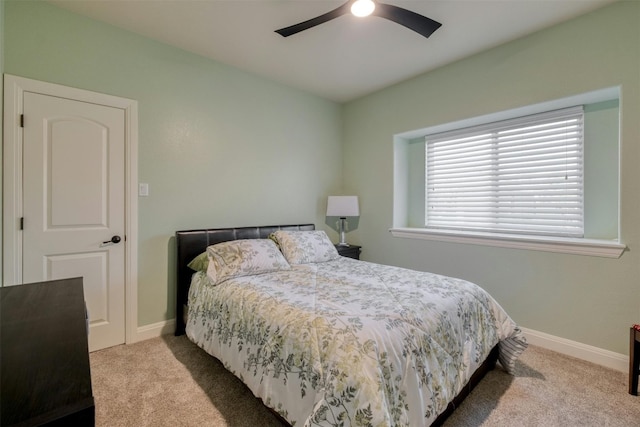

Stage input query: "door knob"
[{"left": 103, "top": 235, "right": 122, "bottom": 245}]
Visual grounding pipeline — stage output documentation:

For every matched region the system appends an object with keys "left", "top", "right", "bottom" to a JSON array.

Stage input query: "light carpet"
[{"left": 89, "top": 335, "right": 640, "bottom": 426}]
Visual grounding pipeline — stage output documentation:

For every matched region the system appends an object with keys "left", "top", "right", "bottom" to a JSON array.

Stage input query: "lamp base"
[{"left": 337, "top": 218, "right": 350, "bottom": 246}]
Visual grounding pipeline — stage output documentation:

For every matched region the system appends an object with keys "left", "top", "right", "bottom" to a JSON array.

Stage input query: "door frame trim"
[{"left": 3, "top": 74, "right": 139, "bottom": 346}]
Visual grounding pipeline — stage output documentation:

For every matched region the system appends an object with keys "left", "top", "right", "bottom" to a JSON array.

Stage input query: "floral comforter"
[{"left": 186, "top": 257, "right": 527, "bottom": 426}]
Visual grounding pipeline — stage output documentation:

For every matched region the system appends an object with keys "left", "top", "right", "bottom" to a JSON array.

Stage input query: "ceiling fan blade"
[
  {"left": 372, "top": 2, "right": 442, "bottom": 38},
  {"left": 275, "top": 1, "right": 351, "bottom": 37}
]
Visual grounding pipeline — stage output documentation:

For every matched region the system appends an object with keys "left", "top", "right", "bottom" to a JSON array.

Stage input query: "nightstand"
[{"left": 335, "top": 244, "right": 361, "bottom": 260}]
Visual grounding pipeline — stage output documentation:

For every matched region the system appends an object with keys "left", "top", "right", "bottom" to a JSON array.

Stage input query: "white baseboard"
[
  {"left": 130, "top": 320, "right": 629, "bottom": 373},
  {"left": 521, "top": 327, "right": 628, "bottom": 372},
  {"left": 134, "top": 318, "right": 176, "bottom": 343}
]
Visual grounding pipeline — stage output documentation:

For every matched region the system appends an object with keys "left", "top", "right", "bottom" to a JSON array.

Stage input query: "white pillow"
[
  {"left": 206, "top": 239, "right": 290, "bottom": 285},
  {"left": 270, "top": 230, "right": 340, "bottom": 265}
]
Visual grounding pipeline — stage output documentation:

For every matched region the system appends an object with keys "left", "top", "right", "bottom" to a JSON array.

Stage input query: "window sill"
[{"left": 389, "top": 228, "right": 626, "bottom": 258}]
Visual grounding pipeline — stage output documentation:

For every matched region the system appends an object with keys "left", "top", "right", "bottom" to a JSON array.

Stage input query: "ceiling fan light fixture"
[
  {"left": 351, "top": 0, "right": 375, "bottom": 17},
  {"left": 275, "top": 0, "right": 442, "bottom": 39}
]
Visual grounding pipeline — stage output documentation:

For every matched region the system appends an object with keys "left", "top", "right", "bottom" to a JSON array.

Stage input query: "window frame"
[
  {"left": 389, "top": 227, "right": 625, "bottom": 258},
  {"left": 391, "top": 87, "right": 625, "bottom": 258}
]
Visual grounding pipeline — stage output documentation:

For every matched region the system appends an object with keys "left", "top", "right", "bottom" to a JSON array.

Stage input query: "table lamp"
[{"left": 326, "top": 196, "right": 359, "bottom": 246}]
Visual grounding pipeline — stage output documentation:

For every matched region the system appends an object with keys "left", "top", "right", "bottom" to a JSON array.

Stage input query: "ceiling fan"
[{"left": 275, "top": 0, "right": 442, "bottom": 39}]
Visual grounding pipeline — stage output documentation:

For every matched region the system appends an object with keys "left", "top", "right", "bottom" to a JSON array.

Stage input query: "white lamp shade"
[{"left": 326, "top": 196, "right": 359, "bottom": 217}]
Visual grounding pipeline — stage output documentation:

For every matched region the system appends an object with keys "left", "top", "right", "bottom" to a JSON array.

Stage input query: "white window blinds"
[{"left": 425, "top": 106, "right": 584, "bottom": 237}]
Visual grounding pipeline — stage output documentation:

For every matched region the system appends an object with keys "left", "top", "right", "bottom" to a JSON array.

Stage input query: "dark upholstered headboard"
[{"left": 174, "top": 224, "right": 315, "bottom": 335}]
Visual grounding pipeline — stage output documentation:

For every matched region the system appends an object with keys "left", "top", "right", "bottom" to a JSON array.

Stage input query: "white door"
[{"left": 22, "top": 91, "right": 126, "bottom": 352}]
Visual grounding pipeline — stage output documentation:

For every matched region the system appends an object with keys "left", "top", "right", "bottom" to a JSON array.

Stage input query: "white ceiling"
[{"left": 48, "top": 0, "right": 617, "bottom": 103}]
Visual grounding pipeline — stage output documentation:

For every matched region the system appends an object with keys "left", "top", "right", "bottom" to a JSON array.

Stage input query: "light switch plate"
[{"left": 139, "top": 183, "right": 149, "bottom": 197}]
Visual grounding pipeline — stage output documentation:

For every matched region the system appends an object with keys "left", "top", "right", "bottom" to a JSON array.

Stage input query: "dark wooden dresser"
[{"left": 1, "top": 277, "right": 95, "bottom": 426}]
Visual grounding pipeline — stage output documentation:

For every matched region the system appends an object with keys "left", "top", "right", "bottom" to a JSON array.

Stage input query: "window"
[
  {"left": 391, "top": 88, "right": 625, "bottom": 258},
  {"left": 425, "top": 107, "right": 584, "bottom": 238}
]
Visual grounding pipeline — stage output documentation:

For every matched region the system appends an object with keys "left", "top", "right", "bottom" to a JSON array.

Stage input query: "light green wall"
[
  {"left": 584, "top": 99, "right": 620, "bottom": 239},
  {"left": 3, "top": 0, "right": 343, "bottom": 326},
  {"left": 343, "top": 1, "right": 640, "bottom": 354},
  {"left": 0, "top": 0, "right": 4, "bottom": 282}
]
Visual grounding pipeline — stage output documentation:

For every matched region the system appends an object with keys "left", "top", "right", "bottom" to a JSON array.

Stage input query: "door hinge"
[
  {"left": 20, "top": 114, "right": 24, "bottom": 128},
  {"left": 20, "top": 217, "right": 24, "bottom": 230}
]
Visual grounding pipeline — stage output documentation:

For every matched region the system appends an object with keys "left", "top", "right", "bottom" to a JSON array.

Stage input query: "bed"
[{"left": 175, "top": 224, "right": 527, "bottom": 426}]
